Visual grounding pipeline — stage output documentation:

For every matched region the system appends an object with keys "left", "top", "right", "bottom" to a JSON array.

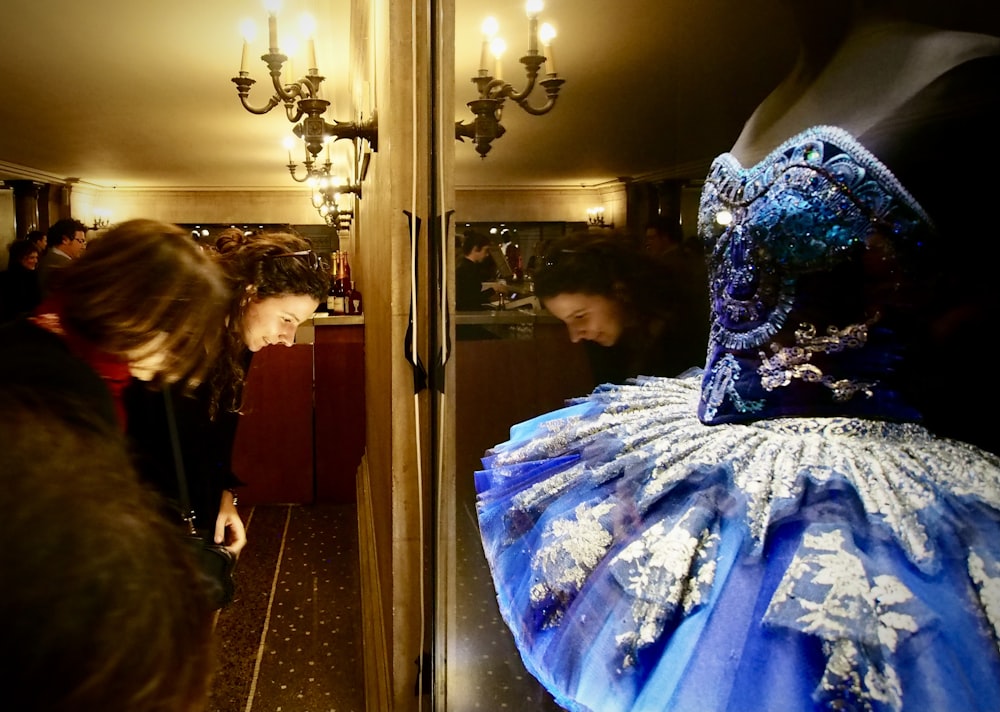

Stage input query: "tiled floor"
[
  {"left": 205, "top": 500, "right": 562, "bottom": 712},
  {"left": 209, "top": 503, "right": 366, "bottom": 712}
]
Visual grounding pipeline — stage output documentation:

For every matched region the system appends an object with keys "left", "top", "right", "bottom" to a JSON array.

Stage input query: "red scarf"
[{"left": 30, "top": 298, "right": 132, "bottom": 429}]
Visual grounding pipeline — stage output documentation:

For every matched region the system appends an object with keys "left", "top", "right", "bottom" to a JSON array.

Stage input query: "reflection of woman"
[
  {"left": 125, "top": 230, "right": 330, "bottom": 560},
  {"left": 476, "top": 4, "right": 1000, "bottom": 711},
  {"left": 534, "top": 230, "right": 708, "bottom": 385}
]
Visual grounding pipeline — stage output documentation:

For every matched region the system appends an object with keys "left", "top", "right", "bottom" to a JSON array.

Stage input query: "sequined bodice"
[{"left": 697, "top": 125, "right": 934, "bottom": 425}]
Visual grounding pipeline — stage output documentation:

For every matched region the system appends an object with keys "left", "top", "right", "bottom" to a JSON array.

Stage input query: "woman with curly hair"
[{"left": 124, "top": 229, "right": 330, "bottom": 583}]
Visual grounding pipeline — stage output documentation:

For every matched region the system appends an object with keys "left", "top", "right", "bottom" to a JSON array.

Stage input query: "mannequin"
[{"left": 473, "top": 3, "right": 1000, "bottom": 711}]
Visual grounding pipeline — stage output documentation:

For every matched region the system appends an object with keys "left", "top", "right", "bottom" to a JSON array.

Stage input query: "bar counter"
[{"left": 233, "top": 313, "right": 366, "bottom": 506}]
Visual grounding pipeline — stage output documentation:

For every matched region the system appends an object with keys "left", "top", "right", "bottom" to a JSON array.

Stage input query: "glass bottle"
[{"left": 327, "top": 251, "right": 347, "bottom": 315}]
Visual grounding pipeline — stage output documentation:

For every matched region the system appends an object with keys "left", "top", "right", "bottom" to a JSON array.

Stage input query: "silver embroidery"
[
  {"left": 759, "top": 320, "right": 876, "bottom": 400},
  {"left": 610, "top": 507, "right": 720, "bottom": 668},
  {"left": 764, "top": 526, "right": 923, "bottom": 712},
  {"left": 968, "top": 548, "right": 1000, "bottom": 650},
  {"left": 529, "top": 500, "right": 616, "bottom": 628}
]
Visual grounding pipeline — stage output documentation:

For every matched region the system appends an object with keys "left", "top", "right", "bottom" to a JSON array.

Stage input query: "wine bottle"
[{"left": 327, "top": 251, "right": 347, "bottom": 315}]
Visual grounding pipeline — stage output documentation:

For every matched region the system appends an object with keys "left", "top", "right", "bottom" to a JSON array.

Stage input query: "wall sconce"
[
  {"left": 90, "top": 209, "right": 111, "bottom": 230},
  {"left": 231, "top": 4, "right": 378, "bottom": 165},
  {"left": 310, "top": 173, "right": 360, "bottom": 231},
  {"left": 455, "top": 1, "right": 565, "bottom": 158},
  {"left": 587, "top": 207, "right": 612, "bottom": 228}
]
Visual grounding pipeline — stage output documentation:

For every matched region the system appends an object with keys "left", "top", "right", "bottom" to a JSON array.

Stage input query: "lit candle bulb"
[
  {"left": 268, "top": 13, "right": 278, "bottom": 51},
  {"left": 300, "top": 13, "right": 318, "bottom": 74},
  {"left": 282, "top": 36, "right": 298, "bottom": 84},
  {"left": 283, "top": 136, "right": 295, "bottom": 164},
  {"left": 264, "top": 0, "right": 281, "bottom": 51},
  {"left": 525, "top": 0, "right": 543, "bottom": 54},
  {"left": 539, "top": 23, "right": 556, "bottom": 75},
  {"left": 490, "top": 37, "right": 506, "bottom": 81},
  {"left": 480, "top": 16, "right": 498, "bottom": 73},
  {"left": 238, "top": 19, "right": 256, "bottom": 73}
]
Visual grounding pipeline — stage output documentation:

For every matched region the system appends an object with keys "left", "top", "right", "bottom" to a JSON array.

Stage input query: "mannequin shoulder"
[{"left": 729, "top": 22, "right": 1000, "bottom": 166}]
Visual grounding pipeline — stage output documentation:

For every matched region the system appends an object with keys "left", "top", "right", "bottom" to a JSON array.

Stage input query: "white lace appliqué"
[
  {"left": 529, "top": 500, "right": 617, "bottom": 628},
  {"left": 610, "top": 506, "right": 720, "bottom": 668},
  {"left": 764, "top": 525, "right": 930, "bottom": 712}
]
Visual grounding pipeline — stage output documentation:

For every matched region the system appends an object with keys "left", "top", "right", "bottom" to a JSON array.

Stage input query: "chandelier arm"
[
  {"left": 288, "top": 162, "right": 313, "bottom": 183},
  {"left": 284, "top": 103, "right": 306, "bottom": 123},
  {"left": 265, "top": 59, "right": 303, "bottom": 105},
  {"left": 231, "top": 76, "right": 285, "bottom": 115},
  {"left": 238, "top": 93, "right": 283, "bottom": 115},
  {"left": 502, "top": 54, "right": 546, "bottom": 102},
  {"left": 513, "top": 95, "right": 557, "bottom": 116},
  {"left": 500, "top": 76, "right": 537, "bottom": 103},
  {"left": 513, "top": 77, "right": 566, "bottom": 116}
]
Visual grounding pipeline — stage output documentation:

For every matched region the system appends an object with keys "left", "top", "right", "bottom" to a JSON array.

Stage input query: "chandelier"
[
  {"left": 587, "top": 207, "right": 612, "bottom": 228},
  {"left": 231, "top": 4, "right": 377, "bottom": 164},
  {"left": 455, "top": 1, "right": 565, "bottom": 158},
  {"left": 89, "top": 209, "right": 111, "bottom": 230},
  {"left": 310, "top": 172, "right": 360, "bottom": 230}
]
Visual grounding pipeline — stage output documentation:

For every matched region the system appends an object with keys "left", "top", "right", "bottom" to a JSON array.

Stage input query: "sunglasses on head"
[{"left": 265, "top": 249, "right": 324, "bottom": 271}]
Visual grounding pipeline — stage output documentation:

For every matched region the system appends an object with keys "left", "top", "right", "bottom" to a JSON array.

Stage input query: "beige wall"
[
  {"left": 456, "top": 182, "right": 626, "bottom": 225},
  {"left": 70, "top": 186, "right": 323, "bottom": 227},
  {"left": 66, "top": 182, "right": 620, "bottom": 229}
]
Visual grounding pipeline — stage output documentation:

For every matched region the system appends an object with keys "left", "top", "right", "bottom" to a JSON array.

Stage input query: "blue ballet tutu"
[{"left": 475, "top": 374, "right": 1000, "bottom": 711}]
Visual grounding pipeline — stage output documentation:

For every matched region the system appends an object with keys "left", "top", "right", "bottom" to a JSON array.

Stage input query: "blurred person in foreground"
[
  {"left": 0, "top": 219, "right": 230, "bottom": 430},
  {"left": 0, "top": 386, "right": 217, "bottom": 712}
]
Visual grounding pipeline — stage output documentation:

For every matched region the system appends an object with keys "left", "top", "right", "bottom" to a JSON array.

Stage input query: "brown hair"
[
  {"left": 8, "top": 238, "right": 40, "bottom": 267},
  {"left": 209, "top": 229, "right": 330, "bottom": 415},
  {"left": 0, "top": 387, "right": 216, "bottom": 712},
  {"left": 52, "top": 219, "right": 230, "bottom": 389}
]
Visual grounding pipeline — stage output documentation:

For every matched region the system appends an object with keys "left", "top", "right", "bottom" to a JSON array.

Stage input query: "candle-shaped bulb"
[
  {"left": 300, "top": 13, "right": 318, "bottom": 73},
  {"left": 525, "top": 0, "right": 542, "bottom": 53},
  {"left": 239, "top": 19, "right": 256, "bottom": 73},
  {"left": 282, "top": 36, "right": 298, "bottom": 84},
  {"left": 263, "top": 0, "right": 281, "bottom": 51},
  {"left": 539, "top": 23, "right": 557, "bottom": 75},
  {"left": 480, "top": 16, "right": 499, "bottom": 73},
  {"left": 490, "top": 37, "right": 506, "bottom": 81},
  {"left": 283, "top": 136, "right": 295, "bottom": 164}
]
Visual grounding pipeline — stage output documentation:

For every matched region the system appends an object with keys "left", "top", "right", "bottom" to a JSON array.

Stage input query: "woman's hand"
[{"left": 215, "top": 489, "right": 247, "bottom": 556}]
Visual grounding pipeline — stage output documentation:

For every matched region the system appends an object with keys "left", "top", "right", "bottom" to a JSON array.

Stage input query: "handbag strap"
[{"left": 164, "top": 388, "right": 198, "bottom": 535}]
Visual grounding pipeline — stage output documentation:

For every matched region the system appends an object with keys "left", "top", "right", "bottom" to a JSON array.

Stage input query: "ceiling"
[{"left": 0, "top": 1, "right": 826, "bottom": 192}]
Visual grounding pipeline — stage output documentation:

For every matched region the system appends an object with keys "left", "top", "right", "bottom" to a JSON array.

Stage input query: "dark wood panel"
[
  {"left": 456, "top": 323, "right": 592, "bottom": 484},
  {"left": 232, "top": 344, "right": 315, "bottom": 505},
  {"left": 314, "top": 325, "right": 366, "bottom": 503}
]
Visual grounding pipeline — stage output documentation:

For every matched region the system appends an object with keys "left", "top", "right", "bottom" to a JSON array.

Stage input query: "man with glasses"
[{"left": 38, "top": 218, "right": 88, "bottom": 296}]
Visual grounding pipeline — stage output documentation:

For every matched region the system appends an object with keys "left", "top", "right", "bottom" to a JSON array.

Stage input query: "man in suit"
[{"left": 38, "top": 218, "right": 87, "bottom": 295}]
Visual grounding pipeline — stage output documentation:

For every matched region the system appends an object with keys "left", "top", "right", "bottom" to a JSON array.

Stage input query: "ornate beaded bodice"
[{"left": 697, "top": 125, "right": 935, "bottom": 425}]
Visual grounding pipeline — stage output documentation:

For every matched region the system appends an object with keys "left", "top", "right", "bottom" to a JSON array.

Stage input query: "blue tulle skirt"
[{"left": 475, "top": 374, "right": 1000, "bottom": 711}]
